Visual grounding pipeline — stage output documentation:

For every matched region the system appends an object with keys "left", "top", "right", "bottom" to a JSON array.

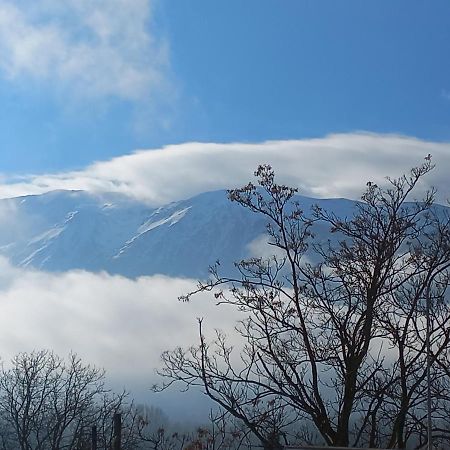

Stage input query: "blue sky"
[{"left": 1, "top": 0, "right": 450, "bottom": 174}]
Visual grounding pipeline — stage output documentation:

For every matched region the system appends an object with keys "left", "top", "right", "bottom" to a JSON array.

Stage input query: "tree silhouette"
[{"left": 158, "top": 160, "right": 450, "bottom": 448}]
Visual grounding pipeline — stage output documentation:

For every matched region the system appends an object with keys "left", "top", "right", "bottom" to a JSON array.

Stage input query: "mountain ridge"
[{"left": 1, "top": 188, "right": 432, "bottom": 279}]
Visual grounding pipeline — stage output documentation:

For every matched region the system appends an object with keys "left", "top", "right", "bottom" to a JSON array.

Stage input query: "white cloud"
[
  {"left": 247, "top": 234, "right": 286, "bottom": 260},
  {"left": 0, "top": 0, "right": 169, "bottom": 100},
  {"left": 0, "top": 133, "right": 449, "bottom": 205},
  {"left": 0, "top": 257, "right": 239, "bottom": 420}
]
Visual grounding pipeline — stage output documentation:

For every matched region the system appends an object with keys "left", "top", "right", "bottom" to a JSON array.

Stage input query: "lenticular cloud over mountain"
[{"left": 1, "top": 133, "right": 450, "bottom": 205}]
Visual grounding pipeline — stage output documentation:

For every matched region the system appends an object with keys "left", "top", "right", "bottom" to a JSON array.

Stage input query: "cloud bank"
[
  {"left": 0, "top": 0, "right": 168, "bottom": 100},
  {"left": 1, "top": 133, "right": 450, "bottom": 204},
  {"left": 0, "top": 257, "right": 239, "bottom": 420}
]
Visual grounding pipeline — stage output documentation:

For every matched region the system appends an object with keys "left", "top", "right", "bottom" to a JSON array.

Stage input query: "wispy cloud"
[
  {"left": 0, "top": 0, "right": 169, "bottom": 101},
  {"left": 1, "top": 133, "right": 449, "bottom": 204}
]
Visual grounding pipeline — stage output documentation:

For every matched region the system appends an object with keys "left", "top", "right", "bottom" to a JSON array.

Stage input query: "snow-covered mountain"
[{"left": 0, "top": 189, "right": 358, "bottom": 278}]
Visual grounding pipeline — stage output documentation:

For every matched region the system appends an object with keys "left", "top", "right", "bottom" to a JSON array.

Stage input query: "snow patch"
[
  {"left": 65, "top": 211, "right": 79, "bottom": 221},
  {"left": 114, "top": 207, "right": 191, "bottom": 258},
  {"left": 137, "top": 207, "right": 190, "bottom": 234},
  {"left": 28, "top": 227, "right": 65, "bottom": 246},
  {"left": 21, "top": 211, "right": 79, "bottom": 266}
]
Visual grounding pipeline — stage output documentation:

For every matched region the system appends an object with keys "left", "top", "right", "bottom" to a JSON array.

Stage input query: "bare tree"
[
  {"left": 0, "top": 350, "right": 124, "bottom": 450},
  {"left": 136, "top": 406, "right": 253, "bottom": 450},
  {"left": 157, "top": 161, "right": 450, "bottom": 448},
  {"left": 93, "top": 393, "right": 143, "bottom": 450}
]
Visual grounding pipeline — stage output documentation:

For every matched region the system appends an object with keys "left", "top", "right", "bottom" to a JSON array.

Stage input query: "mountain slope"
[{"left": 0, "top": 189, "right": 363, "bottom": 278}]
